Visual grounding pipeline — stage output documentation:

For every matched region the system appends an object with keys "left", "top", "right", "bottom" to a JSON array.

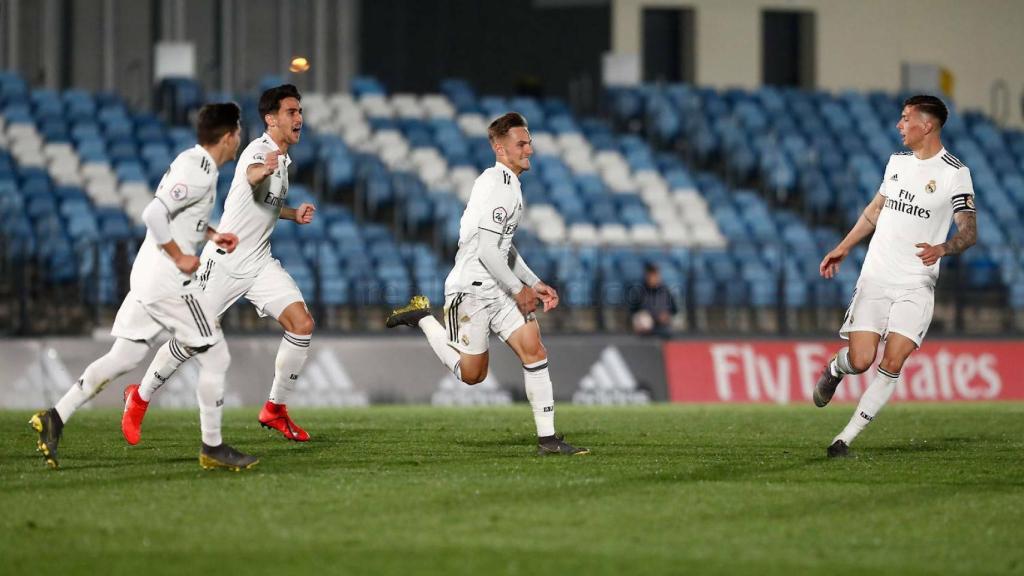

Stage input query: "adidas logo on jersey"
[{"left": 890, "top": 173, "right": 898, "bottom": 181}]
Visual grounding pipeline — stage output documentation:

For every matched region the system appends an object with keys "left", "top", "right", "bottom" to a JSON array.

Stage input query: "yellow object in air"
[
  {"left": 290, "top": 57, "right": 310, "bottom": 73},
  {"left": 939, "top": 67, "right": 954, "bottom": 98}
]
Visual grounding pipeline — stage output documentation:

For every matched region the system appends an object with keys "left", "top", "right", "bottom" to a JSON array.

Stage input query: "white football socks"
[
  {"left": 829, "top": 347, "right": 860, "bottom": 378},
  {"left": 419, "top": 315, "right": 463, "bottom": 381},
  {"left": 523, "top": 359, "right": 555, "bottom": 438},
  {"left": 55, "top": 338, "right": 149, "bottom": 423},
  {"left": 195, "top": 341, "right": 231, "bottom": 446},
  {"left": 139, "top": 338, "right": 193, "bottom": 401},
  {"left": 835, "top": 367, "right": 899, "bottom": 445},
  {"left": 268, "top": 331, "right": 311, "bottom": 405}
]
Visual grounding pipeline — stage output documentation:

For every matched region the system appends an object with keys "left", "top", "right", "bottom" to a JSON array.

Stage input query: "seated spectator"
[{"left": 628, "top": 262, "right": 677, "bottom": 337}]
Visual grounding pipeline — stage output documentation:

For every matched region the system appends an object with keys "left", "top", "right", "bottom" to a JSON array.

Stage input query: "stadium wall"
[
  {"left": 611, "top": 0, "right": 1024, "bottom": 127},
  {"left": 4, "top": 336, "right": 1022, "bottom": 410},
  {"left": 0, "top": 335, "right": 667, "bottom": 409}
]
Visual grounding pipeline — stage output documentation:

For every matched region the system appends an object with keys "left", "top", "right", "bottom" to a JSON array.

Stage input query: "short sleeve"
[
  {"left": 878, "top": 157, "right": 894, "bottom": 198},
  {"left": 950, "top": 167, "right": 976, "bottom": 213},
  {"left": 477, "top": 176, "right": 516, "bottom": 235},
  {"left": 242, "top": 140, "right": 275, "bottom": 169},
  {"left": 154, "top": 161, "right": 204, "bottom": 214}
]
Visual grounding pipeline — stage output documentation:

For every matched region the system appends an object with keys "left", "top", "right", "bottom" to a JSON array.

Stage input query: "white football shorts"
[
  {"left": 111, "top": 288, "right": 221, "bottom": 349},
  {"left": 198, "top": 248, "right": 305, "bottom": 320},
  {"left": 839, "top": 280, "right": 935, "bottom": 347},
  {"left": 443, "top": 291, "right": 530, "bottom": 355}
]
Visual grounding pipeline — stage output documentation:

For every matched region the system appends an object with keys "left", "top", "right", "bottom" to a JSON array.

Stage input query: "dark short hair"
[
  {"left": 903, "top": 94, "right": 948, "bottom": 126},
  {"left": 196, "top": 102, "right": 241, "bottom": 145},
  {"left": 487, "top": 112, "right": 528, "bottom": 142},
  {"left": 258, "top": 84, "right": 302, "bottom": 126},
  {"left": 644, "top": 262, "right": 660, "bottom": 274}
]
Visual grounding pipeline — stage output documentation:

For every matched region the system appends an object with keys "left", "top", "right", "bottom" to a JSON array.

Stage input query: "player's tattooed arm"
[
  {"left": 917, "top": 211, "right": 976, "bottom": 266},
  {"left": 862, "top": 192, "right": 884, "bottom": 227},
  {"left": 940, "top": 211, "right": 977, "bottom": 256},
  {"left": 820, "top": 193, "right": 885, "bottom": 279}
]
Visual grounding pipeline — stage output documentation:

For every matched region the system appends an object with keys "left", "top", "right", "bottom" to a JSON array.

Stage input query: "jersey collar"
[
  {"left": 495, "top": 162, "right": 519, "bottom": 185},
  {"left": 261, "top": 132, "right": 292, "bottom": 164},
  {"left": 913, "top": 146, "right": 946, "bottom": 163}
]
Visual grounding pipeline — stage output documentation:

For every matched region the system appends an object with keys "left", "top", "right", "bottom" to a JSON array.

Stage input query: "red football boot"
[
  {"left": 121, "top": 384, "right": 149, "bottom": 446},
  {"left": 258, "top": 401, "right": 310, "bottom": 442}
]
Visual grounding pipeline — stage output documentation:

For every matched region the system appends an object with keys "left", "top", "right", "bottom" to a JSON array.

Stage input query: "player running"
[
  {"left": 122, "top": 84, "right": 317, "bottom": 444},
  {"left": 386, "top": 112, "right": 588, "bottom": 456},
  {"left": 30, "top": 103, "right": 255, "bottom": 470},
  {"left": 814, "top": 95, "right": 977, "bottom": 457}
]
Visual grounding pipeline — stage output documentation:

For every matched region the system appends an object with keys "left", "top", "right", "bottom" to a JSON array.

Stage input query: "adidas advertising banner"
[
  {"left": 664, "top": 340, "right": 1024, "bottom": 404},
  {"left": 0, "top": 335, "right": 668, "bottom": 409}
]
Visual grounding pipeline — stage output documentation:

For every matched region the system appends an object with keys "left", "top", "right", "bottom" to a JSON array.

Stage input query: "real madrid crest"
[{"left": 925, "top": 180, "right": 936, "bottom": 194}]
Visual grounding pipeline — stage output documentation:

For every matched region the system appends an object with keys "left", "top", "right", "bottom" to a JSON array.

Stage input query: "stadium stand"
[
  {"left": 607, "top": 84, "right": 1024, "bottom": 312},
  {"left": 4, "top": 68, "right": 1023, "bottom": 334},
  {"left": 0, "top": 71, "right": 447, "bottom": 333}
]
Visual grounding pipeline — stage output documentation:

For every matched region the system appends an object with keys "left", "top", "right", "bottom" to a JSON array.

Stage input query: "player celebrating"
[
  {"left": 814, "top": 95, "right": 977, "bottom": 457},
  {"left": 387, "top": 112, "right": 588, "bottom": 456},
  {"left": 30, "top": 103, "right": 255, "bottom": 470},
  {"left": 122, "top": 84, "right": 317, "bottom": 444}
]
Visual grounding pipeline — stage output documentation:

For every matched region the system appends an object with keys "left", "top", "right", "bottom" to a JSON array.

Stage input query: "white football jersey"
[
  {"left": 445, "top": 163, "right": 524, "bottom": 297},
  {"left": 215, "top": 133, "right": 291, "bottom": 278},
  {"left": 131, "top": 145, "right": 218, "bottom": 302},
  {"left": 860, "top": 148, "right": 976, "bottom": 289}
]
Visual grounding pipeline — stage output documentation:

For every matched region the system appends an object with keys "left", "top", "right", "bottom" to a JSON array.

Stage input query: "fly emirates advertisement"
[{"left": 664, "top": 341, "right": 1023, "bottom": 404}]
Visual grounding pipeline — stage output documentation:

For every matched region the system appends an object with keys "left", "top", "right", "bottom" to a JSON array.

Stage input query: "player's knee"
[
  {"left": 879, "top": 356, "right": 906, "bottom": 374},
  {"left": 516, "top": 338, "right": 547, "bottom": 365},
  {"left": 197, "top": 342, "right": 231, "bottom": 372},
  {"left": 461, "top": 366, "right": 488, "bottom": 385},
  {"left": 848, "top": 348, "right": 875, "bottom": 373},
  {"left": 291, "top": 313, "right": 315, "bottom": 335}
]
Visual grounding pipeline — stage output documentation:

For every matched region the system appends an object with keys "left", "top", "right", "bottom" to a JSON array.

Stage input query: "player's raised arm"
[
  {"left": 246, "top": 149, "right": 279, "bottom": 188},
  {"left": 820, "top": 192, "right": 886, "bottom": 279}
]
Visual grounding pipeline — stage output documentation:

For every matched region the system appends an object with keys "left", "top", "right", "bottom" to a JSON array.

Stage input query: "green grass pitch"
[{"left": 2, "top": 404, "right": 1023, "bottom": 575}]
